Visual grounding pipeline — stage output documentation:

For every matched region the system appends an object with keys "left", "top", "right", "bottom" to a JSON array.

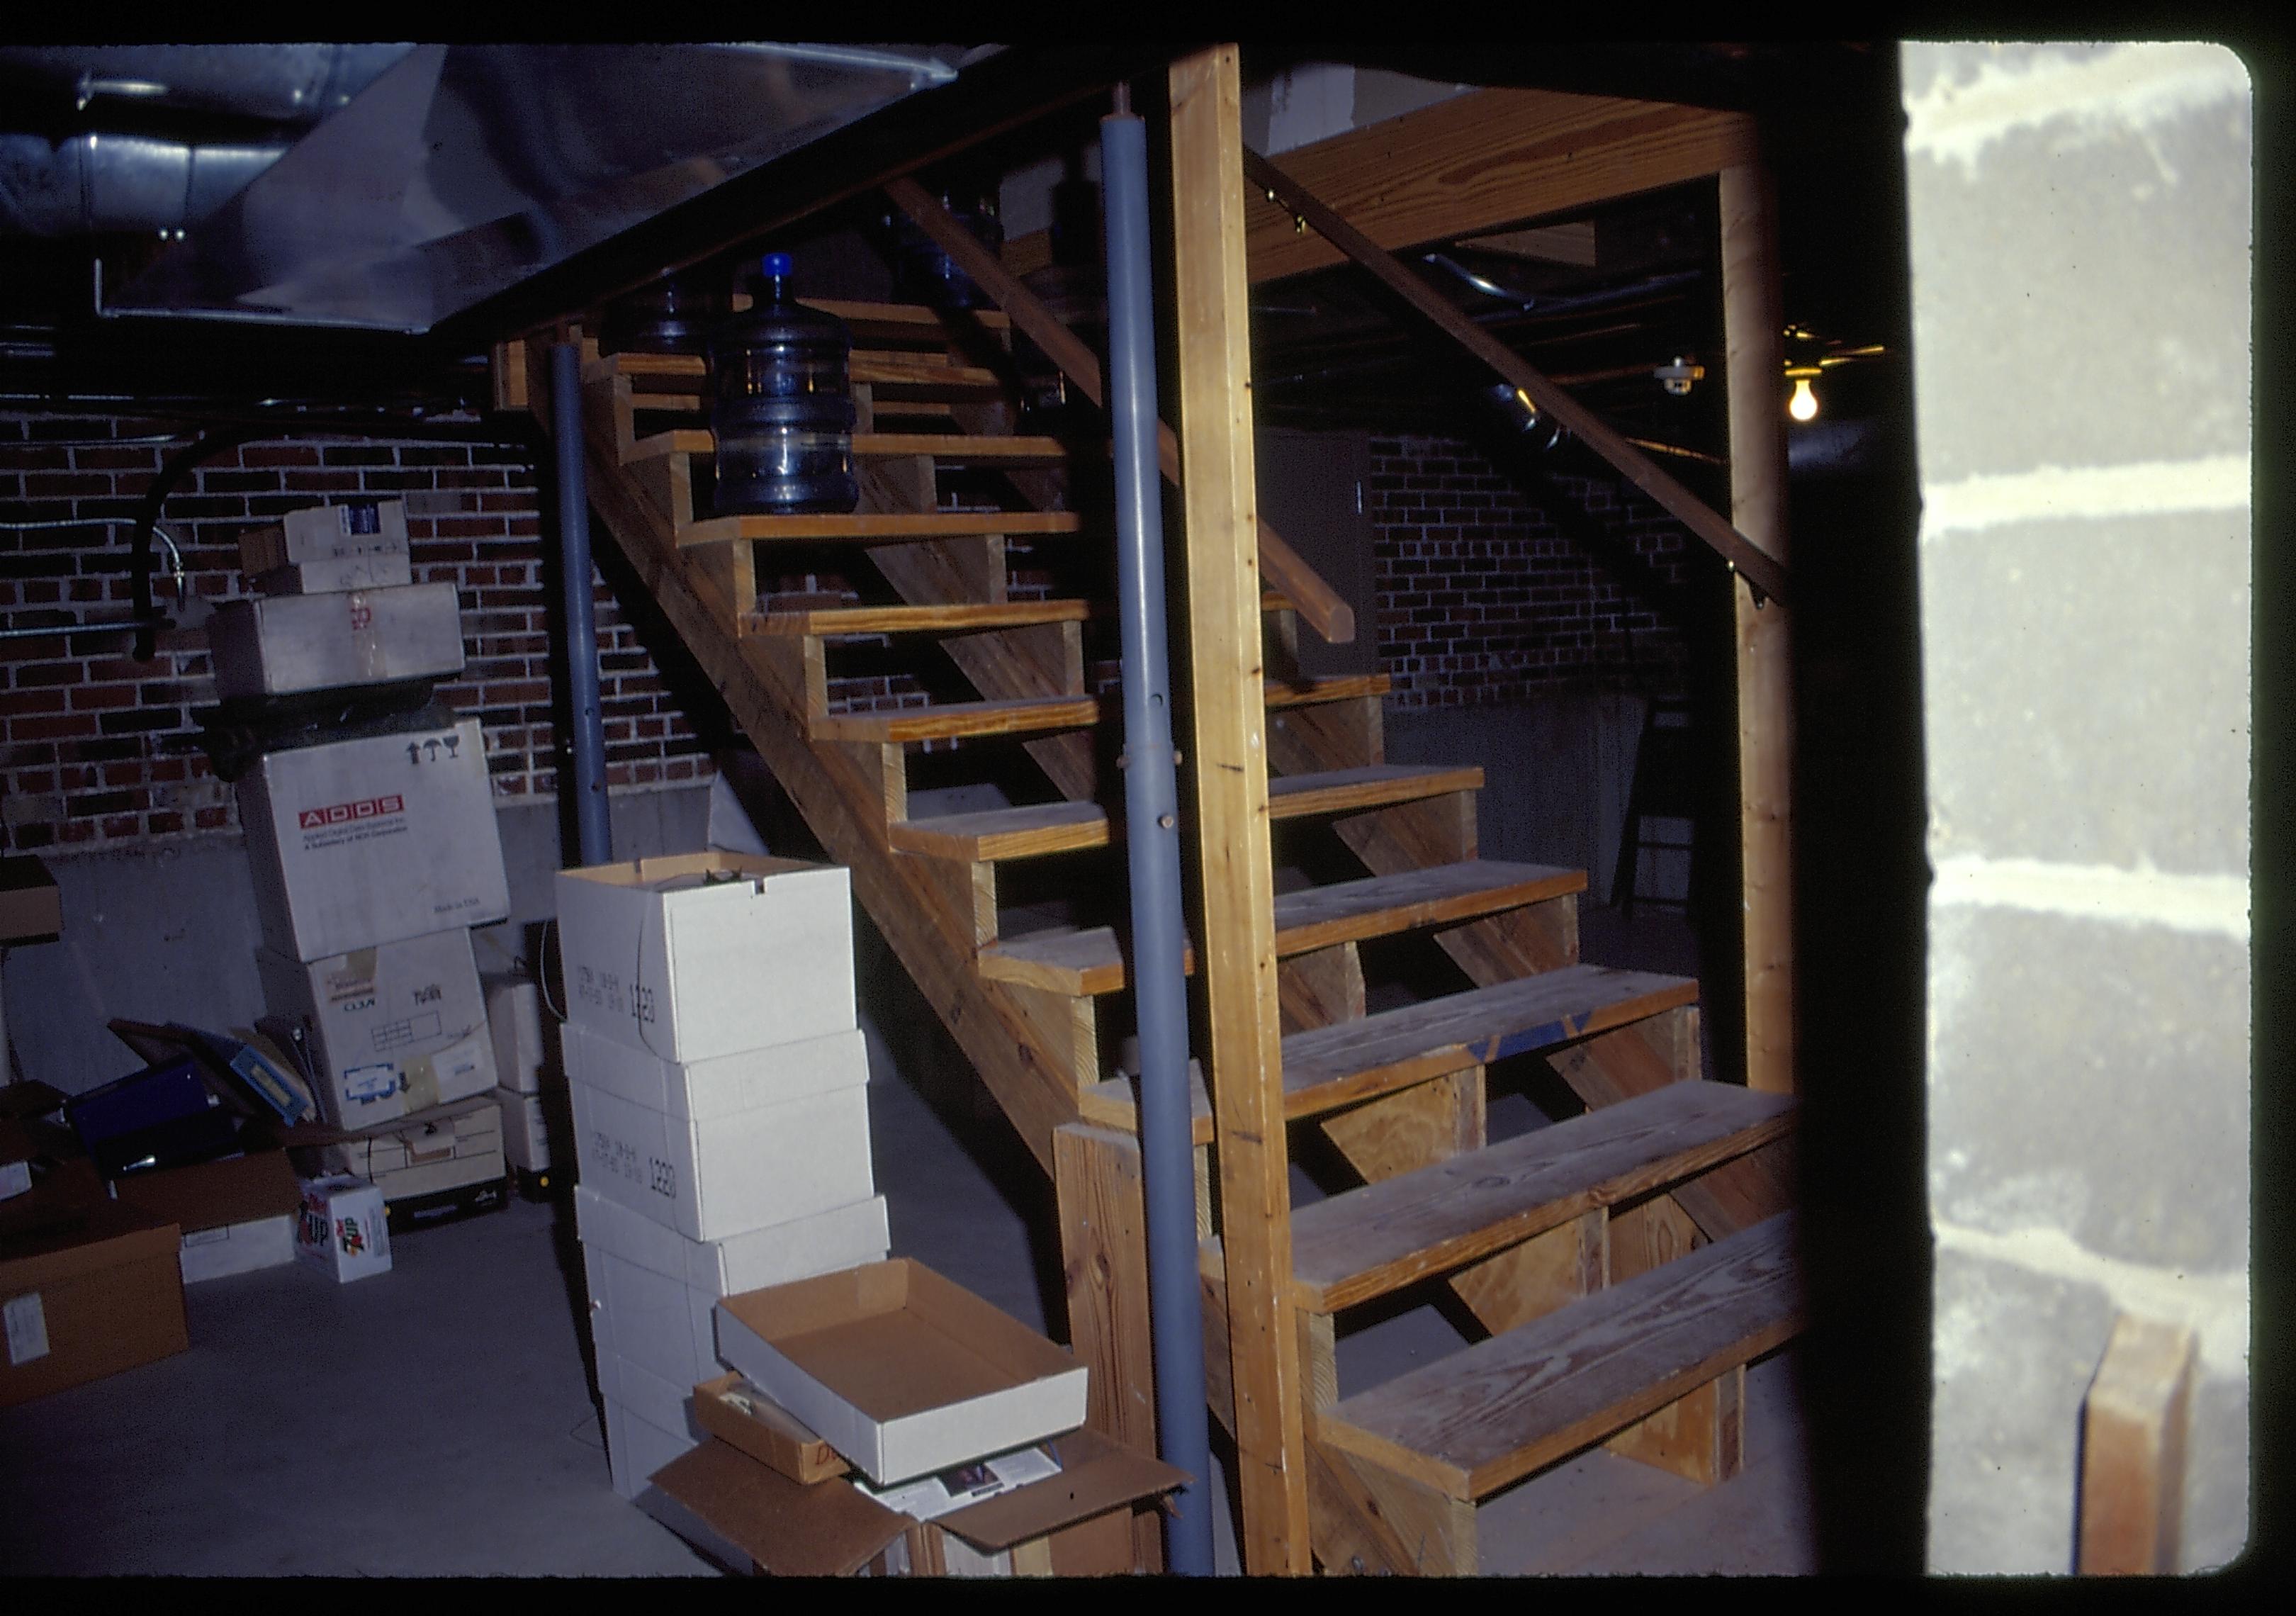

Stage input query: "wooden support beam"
[
  {"left": 1171, "top": 44, "right": 1312, "bottom": 1575},
  {"left": 1245, "top": 146, "right": 1790, "bottom": 608},
  {"left": 2078, "top": 1314, "right": 2197, "bottom": 1575},
  {"left": 1052, "top": 1124, "right": 1165, "bottom": 1574},
  {"left": 883, "top": 175, "right": 1356, "bottom": 646},
  {"left": 1721, "top": 159, "right": 1796, "bottom": 1095}
]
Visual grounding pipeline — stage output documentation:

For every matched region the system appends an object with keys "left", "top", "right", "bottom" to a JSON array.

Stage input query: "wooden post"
[
  {"left": 1721, "top": 159, "right": 1795, "bottom": 1095},
  {"left": 1171, "top": 44, "right": 1314, "bottom": 1573},
  {"left": 2078, "top": 1314, "right": 2197, "bottom": 1574}
]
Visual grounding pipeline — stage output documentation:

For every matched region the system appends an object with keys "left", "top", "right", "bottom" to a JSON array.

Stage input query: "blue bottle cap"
[{"left": 762, "top": 252, "right": 793, "bottom": 278}]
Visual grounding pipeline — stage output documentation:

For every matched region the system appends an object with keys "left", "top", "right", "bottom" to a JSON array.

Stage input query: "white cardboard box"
[
  {"left": 111, "top": 1151, "right": 303, "bottom": 1285},
  {"left": 252, "top": 552, "right": 415, "bottom": 595},
  {"left": 598, "top": 1346, "right": 703, "bottom": 1445},
  {"left": 714, "top": 1260, "right": 1089, "bottom": 1487},
  {"left": 238, "top": 717, "right": 510, "bottom": 962},
  {"left": 237, "top": 500, "right": 410, "bottom": 572},
  {"left": 496, "top": 1084, "right": 568, "bottom": 1174},
  {"left": 605, "top": 1395, "right": 702, "bottom": 1504},
  {"left": 564, "top": 1023, "right": 873, "bottom": 1243},
  {"left": 574, "top": 1183, "right": 889, "bottom": 1391},
  {"left": 486, "top": 978, "right": 561, "bottom": 1096},
  {"left": 294, "top": 1174, "right": 392, "bottom": 1283},
  {"left": 258, "top": 928, "right": 496, "bottom": 1128},
  {"left": 554, "top": 853, "right": 855, "bottom": 1064},
  {"left": 209, "top": 580, "right": 466, "bottom": 699}
]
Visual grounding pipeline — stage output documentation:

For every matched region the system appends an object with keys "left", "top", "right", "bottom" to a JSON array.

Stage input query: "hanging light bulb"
[{"left": 1786, "top": 366, "right": 1821, "bottom": 422}]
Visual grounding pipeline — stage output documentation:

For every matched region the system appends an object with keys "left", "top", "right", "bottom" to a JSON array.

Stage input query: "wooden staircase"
[{"left": 500, "top": 276, "right": 1797, "bottom": 1574}]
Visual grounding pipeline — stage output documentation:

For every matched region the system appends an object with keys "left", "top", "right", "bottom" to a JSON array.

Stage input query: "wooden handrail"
[
  {"left": 884, "top": 176, "right": 1356, "bottom": 644},
  {"left": 1242, "top": 147, "right": 1791, "bottom": 608}
]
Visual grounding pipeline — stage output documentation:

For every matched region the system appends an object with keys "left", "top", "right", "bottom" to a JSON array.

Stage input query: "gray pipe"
[
  {"left": 549, "top": 343, "right": 613, "bottom": 868},
  {"left": 1102, "top": 104, "right": 1215, "bottom": 1576}
]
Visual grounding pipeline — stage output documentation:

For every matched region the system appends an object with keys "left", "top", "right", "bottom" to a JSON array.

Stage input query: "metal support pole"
[
  {"left": 549, "top": 342, "right": 613, "bottom": 868},
  {"left": 1103, "top": 100, "right": 1215, "bottom": 1575}
]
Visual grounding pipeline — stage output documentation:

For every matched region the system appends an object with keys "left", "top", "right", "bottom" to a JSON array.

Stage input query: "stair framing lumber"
[
  {"left": 527, "top": 349, "right": 1083, "bottom": 1177},
  {"left": 1264, "top": 673, "right": 1390, "bottom": 709},
  {"left": 674, "top": 508, "right": 1084, "bottom": 548},
  {"left": 1315, "top": 1213, "right": 1803, "bottom": 1501},
  {"left": 1289, "top": 1082, "right": 1796, "bottom": 1313},
  {"left": 633, "top": 430, "right": 1076, "bottom": 466},
  {"left": 1169, "top": 44, "right": 1313, "bottom": 1573},
  {"left": 745, "top": 600, "right": 1091, "bottom": 637}
]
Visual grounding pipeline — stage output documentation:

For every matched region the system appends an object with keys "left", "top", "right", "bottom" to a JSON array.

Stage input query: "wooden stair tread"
[
  {"left": 627, "top": 430, "right": 1076, "bottom": 468},
  {"left": 1279, "top": 965, "right": 1699, "bottom": 1118},
  {"left": 744, "top": 600, "right": 1091, "bottom": 638},
  {"left": 1264, "top": 673, "right": 1391, "bottom": 707},
  {"left": 1268, "top": 763, "right": 1485, "bottom": 819},
  {"left": 676, "top": 509, "right": 1083, "bottom": 547},
  {"left": 1316, "top": 1213, "right": 1803, "bottom": 1500},
  {"left": 977, "top": 925, "right": 1194, "bottom": 999},
  {"left": 1078, "top": 1060, "right": 1215, "bottom": 1143},
  {"left": 1273, "top": 860, "right": 1583, "bottom": 955},
  {"left": 1290, "top": 1082, "right": 1796, "bottom": 1312},
  {"left": 889, "top": 800, "right": 1110, "bottom": 860},
  {"left": 809, "top": 695, "right": 1100, "bottom": 744}
]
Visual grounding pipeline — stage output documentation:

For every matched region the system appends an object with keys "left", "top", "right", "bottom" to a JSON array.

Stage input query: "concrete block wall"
[{"left": 1902, "top": 42, "right": 2251, "bottom": 1573}]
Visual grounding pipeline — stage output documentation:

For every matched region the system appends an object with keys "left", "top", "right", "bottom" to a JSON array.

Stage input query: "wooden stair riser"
[
  {"left": 1606, "top": 1361, "right": 1746, "bottom": 1486},
  {"left": 1003, "top": 978, "right": 1101, "bottom": 1094},
  {"left": 1269, "top": 695, "right": 1384, "bottom": 774},
  {"left": 1307, "top": 1440, "right": 1479, "bottom": 1577},
  {"left": 1277, "top": 941, "right": 1364, "bottom": 1035}
]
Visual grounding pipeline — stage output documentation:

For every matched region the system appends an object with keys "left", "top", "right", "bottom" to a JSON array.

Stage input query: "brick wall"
[
  {"left": 1368, "top": 434, "right": 1695, "bottom": 707},
  {"left": 0, "top": 413, "right": 715, "bottom": 853}
]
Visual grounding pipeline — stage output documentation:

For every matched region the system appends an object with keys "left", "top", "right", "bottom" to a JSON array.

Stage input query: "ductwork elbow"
[{"left": 0, "top": 131, "right": 286, "bottom": 235}]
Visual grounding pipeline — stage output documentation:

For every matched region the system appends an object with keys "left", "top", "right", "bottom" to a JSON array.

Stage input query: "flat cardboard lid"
[
  {"left": 646, "top": 1438, "right": 909, "bottom": 1578},
  {"left": 112, "top": 1150, "right": 300, "bottom": 1233},
  {"left": 933, "top": 1428, "right": 1192, "bottom": 1552},
  {"left": 274, "top": 1092, "right": 498, "bottom": 1149},
  {"left": 561, "top": 851, "right": 831, "bottom": 894}
]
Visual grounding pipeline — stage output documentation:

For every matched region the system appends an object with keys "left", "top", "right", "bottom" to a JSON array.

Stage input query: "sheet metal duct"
[
  {"left": 0, "top": 44, "right": 416, "bottom": 124},
  {"left": 0, "top": 133, "right": 289, "bottom": 235},
  {"left": 74, "top": 43, "right": 970, "bottom": 333}
]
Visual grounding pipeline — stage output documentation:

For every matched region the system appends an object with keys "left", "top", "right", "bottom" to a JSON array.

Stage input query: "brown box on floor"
[
  {"left": 0, "top": 1200, "right": 188, "bottom": 1406},
  {"left": 646, "top": 1425, "right": 1186, "bottom": 1577}
]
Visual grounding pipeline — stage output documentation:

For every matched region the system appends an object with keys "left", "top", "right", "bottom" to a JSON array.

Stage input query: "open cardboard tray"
[
  {"left": 647, "top": 1427, "right": 1188, "bottom": 1578},
  {"left": 714, "top": 1257, "right": 1089, "bottom": 1486}
]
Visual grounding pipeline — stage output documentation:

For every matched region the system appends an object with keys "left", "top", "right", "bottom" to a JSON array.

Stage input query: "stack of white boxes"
[
  {"left": 228, "top": 503, "right": 514, "bottom": 1199},
  {"left": 488, "top": 976, "right": 570, "bottom": 1186},
  {"left": 554, "top": 853, "right": 889, "bottom": 1500}
]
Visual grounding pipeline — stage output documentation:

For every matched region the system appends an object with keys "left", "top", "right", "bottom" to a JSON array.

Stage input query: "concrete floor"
[{"left": 0, "top": 903, "right": 1815, "bottom": 1577}]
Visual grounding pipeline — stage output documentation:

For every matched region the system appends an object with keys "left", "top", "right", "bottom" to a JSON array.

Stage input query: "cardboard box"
[
  {"left": 555, "top": 853, "right": 855, "bottom": 1064},
  {"left": 252, "top": 551, "right": 415, "bottom": 596},
  {"left": 209, "top": 581, "right": 466, "bottom": 700},
  {"left": 237, "top": 717, "right": 510, "bottom": 962},
  {"left": 322, "top": 1099, "right": 503, "bottom": 1203},
  {"left": 564, "top": 1023, "right": 872, "bottom": 1242},
  {"left": 294, "top": 1174, "right": 392, "bottom": 1282},
  {"left": 692, "top": 1372, "right": 847, "bottom": 1483},
  {"left": 1, "top": 1201, "right": 188, "bottom": 1406},
  {"left": 645, "top": 1427, "right": 1184, "bottom": 1578},
  {"left": 495, "top": 1085, "right": 568, "bottom": 1176},
  {"left": 258, "top": 928, "right": 496, "bottom": 1128},
  {"left": 1, "top": 855, "right": 62, "bottom": 942},
  {"left": 714, "top": 1259, "right": 1089, "bottom": 1486},
  {"left": 111, "top": 1150, "right": 302, "bottom": 1284},
  {"left": 605, "top": 1393, "right": 702, "bottom": 1505},
  {"left": 237, "top": 500, "right": 410, "bottom": 573},
  {"left": 486, "top": 978, "right": 562, "bottom": 1096},
  {"left": 574, "top": 1184, "right": 888, "bottom": 1394}
]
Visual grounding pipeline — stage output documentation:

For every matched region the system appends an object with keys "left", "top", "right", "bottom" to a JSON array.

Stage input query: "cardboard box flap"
[
  {"left": 0, "top": 1199, "right": 179, "bottom": 1286},
  {"left": 111, "top": 1151, "right": 301, "bottom": 1234},
  {"left": 276, "top": 1092, "right": 499, "bottom": 1148},
  {"left": 563, "top": 851, "right": 824, "bottom": 895},
  {"left": 932, "top": 1429, "right": 1191, "bottom": 1552},
  {"left": 647, "top": 1439, "right": 909, "bottom": 1578}
]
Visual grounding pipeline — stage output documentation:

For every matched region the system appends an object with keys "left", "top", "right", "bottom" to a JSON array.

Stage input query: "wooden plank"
[
  {"left": 1449, "top": 1207, "right": 1608, "bottom": 1335},
  {"left": 855, "top": 432, "right": 1074, "bottom": 464},
  {"left": 887, "top": 800, "right": 1110, "bottom": 861},
  {"left": 626, "top": 427, "right": 715, "bottom": 461},
  {"left": 1051, "top": 1124, "right": 1164, "bottom": 1574},
  {"left": 489, "top": 339, "right": 529, "bottom": 413},
  {"left": 1721, "top": 159, "right": 1796, "bottom": 1094},
  {"left": 1307, "top": 1438, "right": 1478, "bottom": 1576},
  {"left": 1277, "top": 941, "right": 1364, "bottom": 1035},
  {"left": 675, "top": 508, "right": 1083, "bottom": 548},
  {"left": 1279, "top": 966, "right": 1701, "bottom": 1120},
  {"left": 1271, "top": 860, "right": 1584, "bottom": 956},
  {"left": 1288, "top": 1082, "right": 1794, "bottom": 1313},
  {"left": 540, "top": 360, "right": 1083, "bottom": 1177},
  {"left": 1247, "top": 146, "right": 1789, "bottom": 607},
  {"left": 1263, "top": 673, "right": 1391, "bottom": 709},
  {"left": 1076, "top": 1060, "right": 1215, "bottom": 1148},
  {"left": 2078, "top": 1314, "right": 2197, "bottom": 1575},
  {"left": 1607, "top": 1182, "right": 1705, "bottom": 1285},
  {"left": 1268, "top": 763, "right": 1484, "bottom": 820},
  {"left": 1317, "top": 1214, "right": 1802, "bottom": 1500},
  {"left": 1170, "top": 45, "right": 1312, "bottom": 1575},
  {"left": 979, "top": 925, "right": 1191, "bottom": 999},
  {"left": 590, "top": 349, "right": 1007, "bottom": 397},
  {"left": 1242, "top": 89, "right": 1755, "bottom": 284},
  {"left": 1004, "top": 980, "right": 1101, "bottom": 1094},
  {"left": 745, "top": 599, "right": 1091, "bottom": 637},
  {"left": 804, "top": 296, "right": 1011, "bottom": 340},
  {"left": 1607, "top": 1362, "right": 1744, "bottom": 1486},
  {"left": 1317, "top": 1070, "right": 1480, "bottom": 1187},
  {"left": 885, "top": 175, "right": 1356, "bottom": 647},
  {"left": 808, "top": 694, "right": 1100, "bottom": 744}
]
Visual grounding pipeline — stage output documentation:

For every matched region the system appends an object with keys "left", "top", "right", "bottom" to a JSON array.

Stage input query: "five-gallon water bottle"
[
  {"left": 600, "top": 266, "right": 728, "bottom": 357},
  {"left": 709, "top": 252, "right": 858, "bottom": 516}
]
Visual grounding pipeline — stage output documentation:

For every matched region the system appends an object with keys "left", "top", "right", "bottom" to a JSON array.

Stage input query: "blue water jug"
[{"left": 709, "top": 253, "right": 858, "bottom": 516}]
